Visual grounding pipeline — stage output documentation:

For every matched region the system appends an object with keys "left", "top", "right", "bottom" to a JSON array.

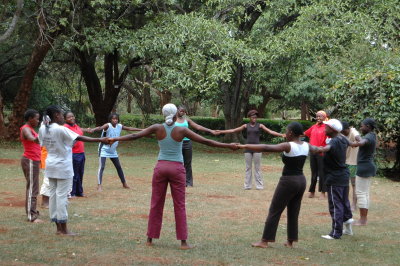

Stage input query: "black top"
[
  {"left": 245, "top": 123, "right": 260, "bottom": 153},
  {"left": 282, "top": 155, "right": 307, "bottom": 176},
  {"left": 324, "top": 135, "right": 350, "bottom": 186},
  {"left": 281, "top": 142, "right": 309, "bottom": 176},
  {"left": 356, "top": 132, "right": 376, "bottom": 177}
]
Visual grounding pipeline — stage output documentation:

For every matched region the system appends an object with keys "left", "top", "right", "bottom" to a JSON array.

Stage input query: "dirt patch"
[
  {"left": 0, "top": 158, "right": 19, "bottom": 165},
  {"left": 0, "top": 197, "right": 25, "bottom": 207},
  {"left": 206, "top": 195, "right": 235, "bottom": 199},
  {"left": 135, "top": 255, "right": 172, "bottom": 264},
  {"left": 0, "top": 227, "right": 8, "bottom": 233},
  {"left": 132, "top": 214, "right": 148, "bottom": 219},
  {"left": 261, "top": 165, "right": 282, "bottom": 172},
  {"left": 315, "top": 212, "right": 330, "bottom": 216}
]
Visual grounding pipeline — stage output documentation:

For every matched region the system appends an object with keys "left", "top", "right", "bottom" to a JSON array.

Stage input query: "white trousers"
[
  {"left": 48, "top": 178, "right": 72, "bottom": 223},
  {"left": 355, "top": 175, "right": 373, "bottom": 209}
]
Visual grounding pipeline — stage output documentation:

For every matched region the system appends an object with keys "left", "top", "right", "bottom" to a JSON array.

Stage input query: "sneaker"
[
  {"left": 321, "top": 235, "right": 335, "bottom": 240},
  {"left": 344, "top": 218, "right": 354, "bottom": 225},
  {"left": 343, "top": 223, "right": 353, "bottom": 235}
]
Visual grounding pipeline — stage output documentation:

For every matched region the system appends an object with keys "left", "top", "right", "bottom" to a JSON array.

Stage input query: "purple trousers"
[{"left": 147, "top": 160, "right": 188, "bottom": 240}]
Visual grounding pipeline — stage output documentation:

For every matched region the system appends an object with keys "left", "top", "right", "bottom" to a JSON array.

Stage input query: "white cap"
[{"left": 323, "top": 119, "right": 343, "bottom": 132}]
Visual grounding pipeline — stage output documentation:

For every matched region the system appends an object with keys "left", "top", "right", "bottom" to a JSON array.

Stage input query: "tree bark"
[
  {"left": 76, "top": 49, "right": 145, "bottom": 125},
  {"left": 7, "top": 34, "right": 54, "bottom": 139},
  {"left": 0, "top": 92, "right": 6, "bottom": 136}
]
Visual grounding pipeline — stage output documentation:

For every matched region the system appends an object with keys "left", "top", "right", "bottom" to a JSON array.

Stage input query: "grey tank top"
[{"left": 245, "top": 123, "right": 260, "bottom": 153}]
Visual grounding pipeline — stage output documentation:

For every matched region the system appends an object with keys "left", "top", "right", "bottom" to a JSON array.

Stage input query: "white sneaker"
[
  {"left": 321, "top": 235, "right": 335, "bottom": 240},
  {"left": 344, "top": 218, "right": 354, "bottom": 225},
  {"left": 343, "top": 224, "right": 354, "bottom": 235}
]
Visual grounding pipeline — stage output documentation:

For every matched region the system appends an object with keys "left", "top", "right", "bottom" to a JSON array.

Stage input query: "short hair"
[
  {"left": 108, "top": 113, "right": 120, "bottom": 123},
  {"left": 287, "top": 122, "right": 303, "bottom": 136},
  {"left": 24, "top": 109, "right": 39, "bottom": 122},
  {"left": 362, "top": 118, "right": 376, "bottom": 130},
  {"left": 341, "top": 121, "right": 350, "bottom": 130},
  {"left": 247, "top": 110, "right": 259, "bottom": 117}
]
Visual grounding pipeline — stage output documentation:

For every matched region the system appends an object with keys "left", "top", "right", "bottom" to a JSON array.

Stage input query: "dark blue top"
[
  {"left": 356, "top": 132, "right": 376, "bottom": 177},
  {"left": 324, "top": 135, "right": 350, "bottom": 186}
]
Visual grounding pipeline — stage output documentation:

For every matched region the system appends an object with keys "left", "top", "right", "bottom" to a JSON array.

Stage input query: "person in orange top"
[
  {"left": 20, "top": 109, "right": 44, "bottom": 223},
  {"left": 304, "top": 110, "right": 328, "bottom": 199},
  {"left": 39, "top": 146, "right": 50, "bottom": 208}
]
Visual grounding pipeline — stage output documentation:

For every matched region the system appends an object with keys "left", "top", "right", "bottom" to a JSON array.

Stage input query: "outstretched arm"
[
  {"left": 260, "top": 124, "right": 285, "bottom": 138},
  {"left": 187, "top": 118, "right": 216, "bottom": 135},
  {"left": 76, "top": 135, "right": 108, "bottom": 143},
  {"left": 122, "top": 125, "right": 143, "bottom": 131},
  {"left": 89, "top": 123, "right": 109, "bottom": 133},
  {"left": 183, "top": 128, "right": 238, "bottom": 150},
  {"left": 237, "top": 143, "right": 290, "bottom": 153},
  {"left": 315, "top": 144, "right": 331, "bottom": 153},
  {"left": 109, "top": 125, "right": 158, "bottom": 143},
  {"left": 215, "top": 124, "right": 246, "bottom": 135}
]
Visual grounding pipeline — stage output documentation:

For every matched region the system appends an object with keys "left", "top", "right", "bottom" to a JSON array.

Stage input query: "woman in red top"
[
  {"left": 20, "top": 109, "right": 44, "bottom": 223},
  {"left": 304, "top": 111, "right": 328, "bottom": 199},
  {"left": 64, "top": 111, "right": 91, "bottom": 197}
]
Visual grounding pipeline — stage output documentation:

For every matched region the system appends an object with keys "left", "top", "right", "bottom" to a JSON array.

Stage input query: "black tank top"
[{"left": 245, "top": 123, "right": 260, "bottom": 153}]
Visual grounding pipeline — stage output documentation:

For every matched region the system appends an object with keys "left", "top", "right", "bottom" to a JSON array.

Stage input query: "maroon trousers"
[{"left": 147, "top": 160, "right": 188, "bottom": 240}]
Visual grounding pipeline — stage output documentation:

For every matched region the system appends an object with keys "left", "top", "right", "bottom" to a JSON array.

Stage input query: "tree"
[{"left": 0, "top": 0, "right": 24, "bottom": 43}]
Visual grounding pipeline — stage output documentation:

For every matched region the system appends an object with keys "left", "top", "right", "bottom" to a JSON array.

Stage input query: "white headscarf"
[{"left": 162, "top": 103, "right": 177, "bottom": 126}]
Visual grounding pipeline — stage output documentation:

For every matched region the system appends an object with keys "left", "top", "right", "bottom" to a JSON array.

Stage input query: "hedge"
[{"left": 115, "top": 114, "right": 313, "bottom": 144}]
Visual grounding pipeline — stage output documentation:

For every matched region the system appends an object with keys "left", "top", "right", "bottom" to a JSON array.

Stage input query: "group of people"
[{"left": 19, "top": 104, "right": 377, "bottom": 249}]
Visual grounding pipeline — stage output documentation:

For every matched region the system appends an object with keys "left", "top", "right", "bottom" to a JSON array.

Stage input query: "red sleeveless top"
[{"left": 20, "top": 124, "right": 41, "bottom": 161}]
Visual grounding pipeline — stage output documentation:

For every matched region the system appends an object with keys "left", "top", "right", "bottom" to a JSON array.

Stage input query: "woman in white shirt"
[{"left": 39, "top": 105, "right": 107, "bottom": 236}]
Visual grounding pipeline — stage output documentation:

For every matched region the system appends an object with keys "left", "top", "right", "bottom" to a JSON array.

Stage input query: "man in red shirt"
[
  {"left": 304, "top": 111, "right": 328, "bottom": 199},
  {"left": 20, "top": 109, "right": 43, "bottom": 223},
  {"left": 64, "top": 111, "right": 91, "bottom": 197}
]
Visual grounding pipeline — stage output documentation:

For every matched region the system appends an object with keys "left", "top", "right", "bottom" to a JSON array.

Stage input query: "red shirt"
[
  {"left": 64, "top": 123, "right": 84, "bottom": 153},
  {"left": 20, "top": 124, "right": 41, "bottom": 161},
  {"left": 304, "top": 123, "right": 327, "bottom": 147}
]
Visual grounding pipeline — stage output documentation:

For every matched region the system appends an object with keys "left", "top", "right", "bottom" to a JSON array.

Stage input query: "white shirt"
[{"left": 39, "top": 123, "right": 79, "bottom": 179}]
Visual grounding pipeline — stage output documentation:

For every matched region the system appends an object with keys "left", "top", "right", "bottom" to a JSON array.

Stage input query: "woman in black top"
[
  {"left": 217, "top": 110, "right": 284, "bottom": 190},
  {"left": 353, "top": 118, "right": 377, "bottom": 226},
  {"left": 237, "top": 122, "right": 317, "bottom": 248}
]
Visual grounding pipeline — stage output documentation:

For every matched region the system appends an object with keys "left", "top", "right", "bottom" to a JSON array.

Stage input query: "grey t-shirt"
[{"left": 356, "top": 132, "right": 376, "bottom": 177}]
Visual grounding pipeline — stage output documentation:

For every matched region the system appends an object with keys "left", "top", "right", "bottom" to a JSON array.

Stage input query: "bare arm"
[
  {"left": 260, "top": 124, "right": 285, "bottom": 137},
  {"left": 89, "top": 123, "right": 109, "bottom": 133},
  {"left": 315, "top": 144, "right": 331, "bottom": 153},
  {"left": 76, "top": 136, "right": 108, "bottom": 143},
  {"left": 215, "top": 124, "right": 246, "bottom": 135},
  {"left": 183, "top": 128, "right": 238, "bottom": 150},
  {"left": 122, "top": 125, "right": 143, "bottom": 131},
  {"left": 237, "top": 143, "right": 291, "bottom": 153},
  {"left": 308, "top": 143, "right": 321, "bottom": 154},
  {"left": 187, "top": 118, "right": 214, "bottom": 134},
  {"left": 22, "top": 127, "right": 39, "bottom": 143},
  {"left": 110, "top": 125, "right": 159, "bottom": 143},
  {"left": 81, "top": 127, "right": 92, "bottom": 133}
]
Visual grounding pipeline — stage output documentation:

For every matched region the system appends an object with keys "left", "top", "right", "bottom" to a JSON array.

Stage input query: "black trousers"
[
  {"left": 97, "top": 157, "right": 126, "bottom": 184},
  {"left": 308, "top": 153, "right": 326, "bottom": 193},
  {"left": 182, "top": 140, "right": 193, "bottom": 186},
  {"left": 262, "top": 175, "right": 306, "bottom": 242},
  {"left": 327, "top": 185, "right": 352, "bottom": 239}
]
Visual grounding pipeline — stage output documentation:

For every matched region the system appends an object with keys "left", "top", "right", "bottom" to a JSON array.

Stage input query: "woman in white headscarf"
[{"left": 108, "top": 103, "right": 237, "bottom": 250}]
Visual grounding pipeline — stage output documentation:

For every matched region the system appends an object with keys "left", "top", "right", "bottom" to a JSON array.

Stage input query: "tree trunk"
[
  {"left": 0, "top": 92, "right": 6, "bottom": 137},
  {"left": 7, "top": 35, "right": 54, "bottom": 139},
  {"left": 301, "top": 101, "right": 308, "bottom": 120},
  {"left": 222, "top": 65, "right": 247, "bottom": 142},
  {"left": 0, "top": 0, "right": 24, "bottom": 43}
]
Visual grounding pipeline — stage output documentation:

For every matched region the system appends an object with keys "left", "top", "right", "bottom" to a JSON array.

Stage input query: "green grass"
[{"left": 1, "top": 139, "right": 399, "bottom": 265}]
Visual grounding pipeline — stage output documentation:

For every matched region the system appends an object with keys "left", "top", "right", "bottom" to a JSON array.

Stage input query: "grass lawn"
[{"left": 1, "top": 139, "right": 399, "bottom": 265}]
